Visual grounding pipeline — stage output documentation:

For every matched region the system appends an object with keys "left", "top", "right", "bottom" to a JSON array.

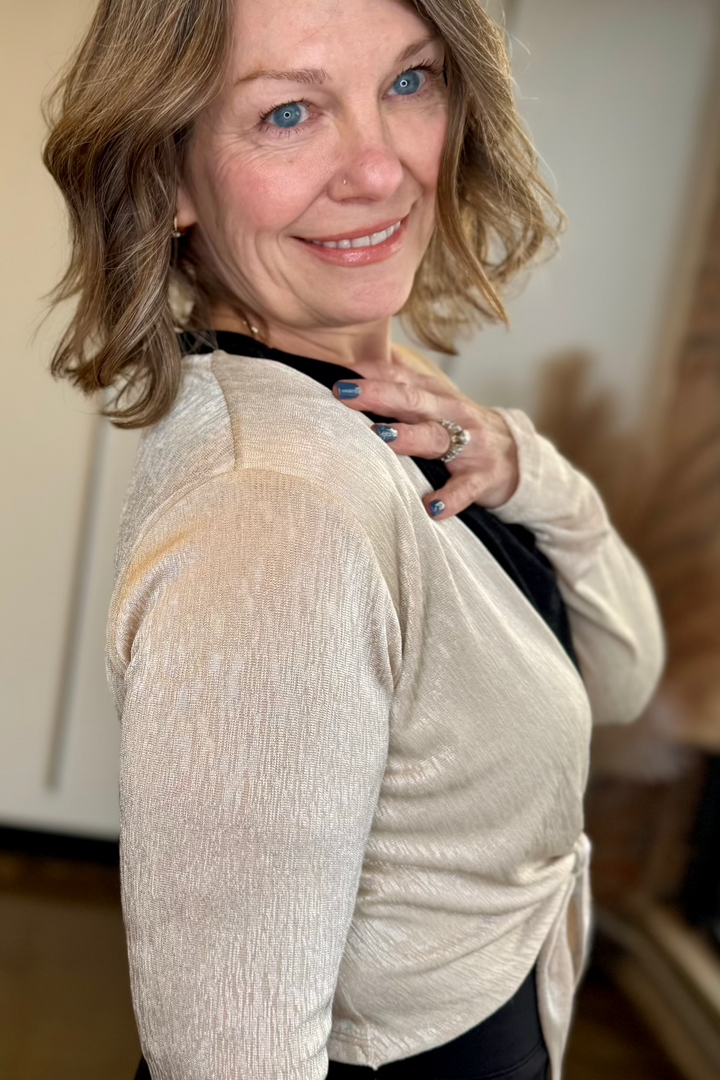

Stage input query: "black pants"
[{"left": 134, "top": 963, "right": 548, "bottom": 1080}]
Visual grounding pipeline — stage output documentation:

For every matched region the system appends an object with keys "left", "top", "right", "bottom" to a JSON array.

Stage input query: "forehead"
[{"left": 232, "top": 0, "right": 435, "bottom": 71}]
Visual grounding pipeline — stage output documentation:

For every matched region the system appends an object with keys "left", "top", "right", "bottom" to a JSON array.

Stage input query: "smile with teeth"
[{"left": 307, "top": 221, "right": 403, "bottom": 249}]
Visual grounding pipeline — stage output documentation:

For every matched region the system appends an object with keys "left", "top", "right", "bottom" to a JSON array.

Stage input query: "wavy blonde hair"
[{"left": 43, "top": 0, "right": 564, "bottom": 429}]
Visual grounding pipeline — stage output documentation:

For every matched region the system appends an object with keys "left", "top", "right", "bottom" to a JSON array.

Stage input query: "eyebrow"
[{"left": 235, "top": 34, "right": 439, "bottom": 87}]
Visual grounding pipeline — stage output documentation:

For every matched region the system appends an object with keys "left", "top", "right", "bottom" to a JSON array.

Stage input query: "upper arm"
[
  {"left": 491, "top": 409, "right": 666, "bottom": 726},
  {"left": 108, "top": 469, "right": 399, "bottom": 1079}
]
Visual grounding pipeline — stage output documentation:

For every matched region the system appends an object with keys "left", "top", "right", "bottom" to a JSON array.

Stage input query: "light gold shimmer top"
[{"left": 106, "top": 347, "right": 665, "bottom": 1080}]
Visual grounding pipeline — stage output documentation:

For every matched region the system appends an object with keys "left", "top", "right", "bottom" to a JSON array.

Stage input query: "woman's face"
[{"left": 177, "top": 0, "right": 448, "bottom": 335}]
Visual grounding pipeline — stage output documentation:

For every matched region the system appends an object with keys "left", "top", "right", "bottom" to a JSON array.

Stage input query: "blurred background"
[{"left": 2, "top": 0, "right": 720, "bottom": 1077}]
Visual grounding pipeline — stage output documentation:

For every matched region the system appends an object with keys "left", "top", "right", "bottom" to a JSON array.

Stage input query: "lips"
[
  {"left": 293, "top": 214, "right": 409, "bottom": 266},
  {"left": 296, "top": 216, "right": 407, "bottom": 247},
  {"left": 311, "top": 221, "right": 402, "bottom": 250}
]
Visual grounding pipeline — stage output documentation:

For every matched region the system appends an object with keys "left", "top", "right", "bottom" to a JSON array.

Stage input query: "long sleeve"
[
  {"left": 490, "top": 407, "right": 666, "bottom": 726},
  {"left": 106, "top": 468, "right": 399, "bottom": 1080}
]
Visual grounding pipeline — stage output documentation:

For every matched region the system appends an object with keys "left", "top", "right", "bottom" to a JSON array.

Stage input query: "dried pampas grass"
[{"left": 535, "top": 350, "right": 720, "bottom": 757}]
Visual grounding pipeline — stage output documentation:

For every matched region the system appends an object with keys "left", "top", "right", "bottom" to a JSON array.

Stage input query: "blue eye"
[
  {"left": 391, "top": 69, "right": 424, "bottom": 96},
  {"left": 268, "top": 102, "right": 308, "bottom": 128}
]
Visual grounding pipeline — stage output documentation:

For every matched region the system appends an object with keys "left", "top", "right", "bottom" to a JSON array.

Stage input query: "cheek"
[
  {"left": 208, "top": 149, "right": 331, "bottom": 237},
  {"left": 396, "top": 106, "right": 448, "bottom": 191}
]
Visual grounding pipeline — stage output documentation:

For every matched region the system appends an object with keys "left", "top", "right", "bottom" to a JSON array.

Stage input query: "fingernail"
[
  {"left": 428, "top": 500, "right": 445, "bottom": 518},
  {"left": 334, "top": 381, "right": 361, "bottom": 399},
  {"left": 372, "top": 424, "right": 398, "bottom": 442}
]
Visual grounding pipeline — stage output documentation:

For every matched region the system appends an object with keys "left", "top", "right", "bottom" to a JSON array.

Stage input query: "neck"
[{"left": 209, "top": 303, "right": 395, "bottom": 372}]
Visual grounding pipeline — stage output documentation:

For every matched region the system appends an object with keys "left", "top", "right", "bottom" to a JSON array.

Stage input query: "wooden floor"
[
  {"left": 0, "top": 846, "right": 685, "bottom": 1080},
  {"left": 564, "top": 963, "right": 684, "bottom": 1080}
]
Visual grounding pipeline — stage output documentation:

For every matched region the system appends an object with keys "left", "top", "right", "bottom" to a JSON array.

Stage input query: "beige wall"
[
  {"left": 397, "top": 0, "right": 720, "bottom": 427},
  {"left": 0, "top": 0, "right": 135, "bottom": 836}
]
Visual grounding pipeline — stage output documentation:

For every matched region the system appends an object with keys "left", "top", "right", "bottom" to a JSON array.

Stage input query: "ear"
[{"left": 176, "top": 179, "right": 199, "bottom": 231}]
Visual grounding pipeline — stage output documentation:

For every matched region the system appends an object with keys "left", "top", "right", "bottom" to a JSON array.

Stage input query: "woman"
[{"left": 43, "top": 0, "right": 665, "bottom": 1077}]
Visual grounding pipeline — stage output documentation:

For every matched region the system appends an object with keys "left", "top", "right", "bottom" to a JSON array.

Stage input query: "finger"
[
  {"left": 389, "top": 352, "right": 460, "bottom": 394},
  {"left": 425, "top": 463, "right": 518, "bottom": 518},
  {"left": 422, "top": 473, "right": 485, "bottom": 521},
  {"left": 333, "top": 378, "right": 465, "bottom": 426},
  {"left": 370, "top": 419, "right": 455, "bottom": 459},
  {"left": 352, "top": 359, "right": 434, "bottom": 389},
  {"left": 354, "top": 350, "right": 454, "bottom": 394}
]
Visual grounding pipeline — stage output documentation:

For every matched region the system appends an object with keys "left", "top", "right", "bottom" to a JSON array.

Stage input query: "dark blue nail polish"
[
  {"left": 373, "top": 424, "right": 398, "bottom": 442},
  {"left": 428, "top": 500, "right": 445, "bottom": 518},
  {"left": 335, "top": 381, "right": 361, "bottom": 399}
]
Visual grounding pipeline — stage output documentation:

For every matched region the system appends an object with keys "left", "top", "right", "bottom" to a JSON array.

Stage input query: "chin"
[{"left": 314, "top": 279, "right": 415, "bottom": 328}]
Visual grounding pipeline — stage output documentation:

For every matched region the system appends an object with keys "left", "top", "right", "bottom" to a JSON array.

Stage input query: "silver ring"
[{"left": 437, "top": 418, "right": 471, "bottom": 463}]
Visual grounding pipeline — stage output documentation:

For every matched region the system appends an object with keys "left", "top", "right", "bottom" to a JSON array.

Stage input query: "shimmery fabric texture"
[
  {"left": 106, "top": 350, "right": 665, "bottom": 1079},
  {"left": 178, "top": 330, "right": 581, "bottom": 675}
]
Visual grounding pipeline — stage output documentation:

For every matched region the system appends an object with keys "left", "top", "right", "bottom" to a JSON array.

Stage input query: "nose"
[{"left": 331, "top": 112, "right": 404, "bottom": 203}]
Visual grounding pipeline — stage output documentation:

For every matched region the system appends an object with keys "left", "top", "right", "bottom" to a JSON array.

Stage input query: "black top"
[{"left": 178, "top": 329, "right": 580, "bottom": 673}]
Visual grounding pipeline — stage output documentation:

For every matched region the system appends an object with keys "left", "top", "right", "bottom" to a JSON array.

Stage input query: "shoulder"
[
  {"left": 113, "top": 353, "right": 235, "bottom": 576},
  {"left": 113, "top": 349, "right": 417, "bottom": 589}
]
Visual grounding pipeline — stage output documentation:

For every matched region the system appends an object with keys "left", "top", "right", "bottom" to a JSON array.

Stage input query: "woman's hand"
[{"left": 332, "top": 346, "right": 520, "bottom": 521}]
